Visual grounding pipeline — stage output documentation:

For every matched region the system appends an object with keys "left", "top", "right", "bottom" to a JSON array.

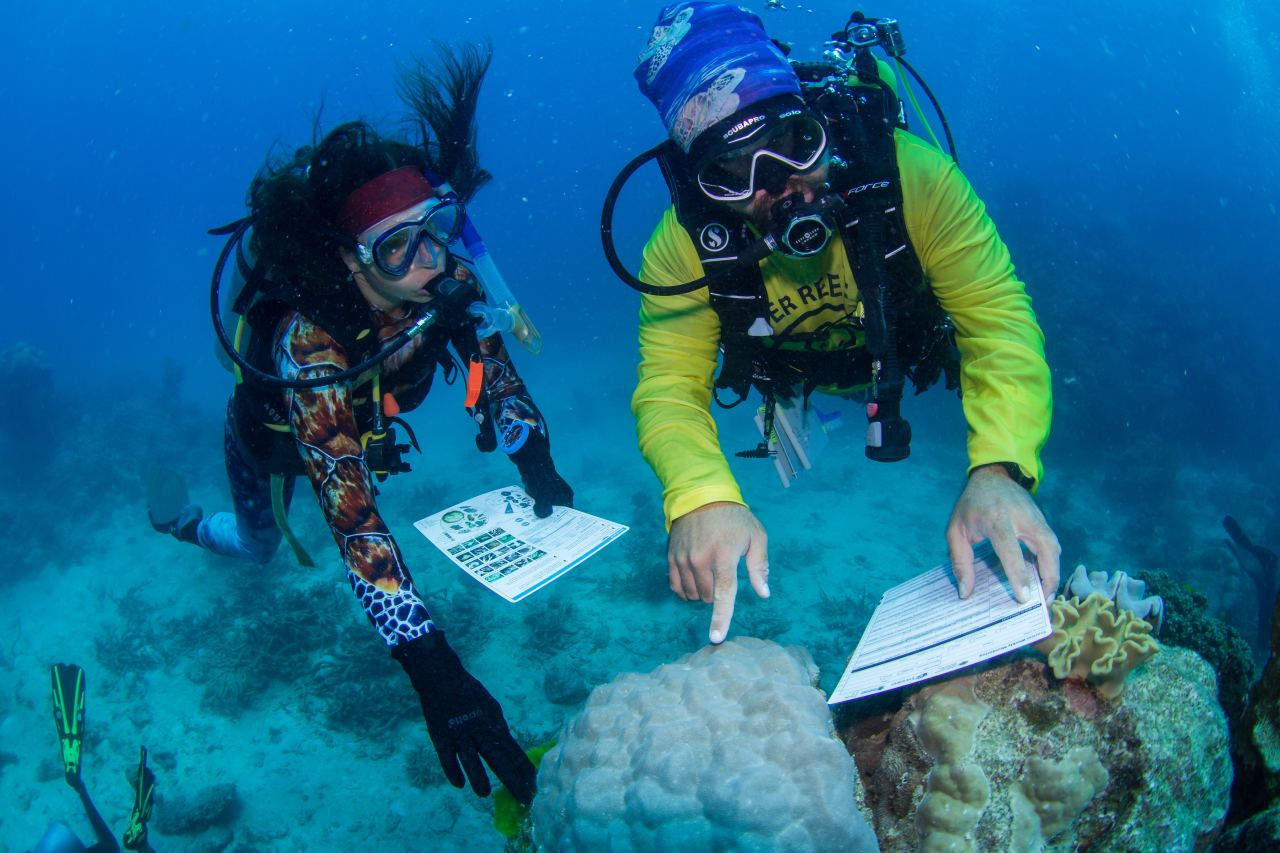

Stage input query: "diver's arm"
[
  {"left": 276, "top": 315, "right": 437, "bottom": 645},
  {"left": 277, "top": 314, "right": 536, "bottom": 803},
  {"left": 898, "top": 133, "right": 1051, "bottom": 490},
  {"left": 633, "top": 208, "right": 748, "bottom": 529},
  {"left": 444, "top": 316, "right": 574, "bottom": 517},
  {"left": 898, "top": 135, "right": 1060, "bottom": 598},
  {"left": 633, "top": 210, "right": 769, "bottom": 645}
]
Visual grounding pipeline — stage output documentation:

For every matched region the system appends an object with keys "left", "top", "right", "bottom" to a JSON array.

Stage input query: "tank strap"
[{"left": 271, "top": 473, "right": 315, "bottom": 567}]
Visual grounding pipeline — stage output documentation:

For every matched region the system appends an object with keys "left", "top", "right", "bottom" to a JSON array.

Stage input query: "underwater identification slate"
[
  {"left": 829, "top": 542, "right": 1052, "bottom": 704},
  {"left": 414, "top": 485, "right": 627, "bottom": 603}
]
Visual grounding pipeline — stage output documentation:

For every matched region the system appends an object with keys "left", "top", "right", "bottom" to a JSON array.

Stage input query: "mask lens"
[
  {"left": 769, "top": 117, "right": 826, "bottom": 165},
  {"left": 375, "top": 226, "right": 415, "bottom": 270},
  {"left": 698, "top": 160, "right": 754, "bottom": 199},
  {"left": 424, "top": 202, "right": 464, "bottom": 245}
]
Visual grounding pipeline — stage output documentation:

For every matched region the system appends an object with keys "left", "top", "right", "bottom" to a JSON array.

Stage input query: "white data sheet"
[
  {"left": 414, "top": 485, "right": 627, "bottom": 603},
  {"left": 828, "top": 542, "right": 1053, "bottom": 704}
]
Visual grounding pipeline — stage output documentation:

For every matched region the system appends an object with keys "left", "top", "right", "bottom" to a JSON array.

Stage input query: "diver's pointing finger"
[
  {"left": 486, "top": 739, "right": 537, "bottom": 807},
  {"left": 708, "top": 552, "right": 739, "bottom": 645}
]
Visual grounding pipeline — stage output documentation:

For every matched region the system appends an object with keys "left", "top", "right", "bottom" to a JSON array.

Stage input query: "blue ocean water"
[{"left": 1, "top": 1, "right": 1278, "bottom": 850}]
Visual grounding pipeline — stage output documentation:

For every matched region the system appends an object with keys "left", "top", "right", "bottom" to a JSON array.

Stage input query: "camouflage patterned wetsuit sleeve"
[
  {"left": 272, "top": 308, "right": 546, "bottom": 647},
  {"left": 275, "top": 312, "right": 437, "bottom": 647}
]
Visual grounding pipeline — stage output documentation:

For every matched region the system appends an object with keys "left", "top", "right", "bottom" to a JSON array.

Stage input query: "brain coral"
[
  {"left": 531, "top": 637, "right": 878, "bottom": 853},
  {"left": 1034, "top": 591, "right": 1159, "bottom": 698}
]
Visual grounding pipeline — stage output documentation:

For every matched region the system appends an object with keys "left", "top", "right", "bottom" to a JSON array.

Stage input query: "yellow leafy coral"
[{"left": 1033, "top": 591, "right": 1159, "bottom": 698}]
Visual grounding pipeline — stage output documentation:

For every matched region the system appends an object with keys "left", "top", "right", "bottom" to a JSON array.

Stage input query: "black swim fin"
[
  {"left": 50, "top": 663, "right": 86, "bottom": 785},
  {"left": 145, "top": 465, "right": 203, "bottom": 544},
  {"left": 144, "top": 465, "right": 189, "bottom": 532},
  {"left": 122, "top": 745, "right": 156, "bottom": 851}
]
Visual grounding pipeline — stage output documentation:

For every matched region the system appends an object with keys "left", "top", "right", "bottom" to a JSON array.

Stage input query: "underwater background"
[{"left": 1, "top": 0, "right": 1278, "bottom": 850}]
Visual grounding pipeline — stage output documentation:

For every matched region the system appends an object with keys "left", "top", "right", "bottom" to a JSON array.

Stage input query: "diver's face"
[
  {"left": 722, "top": 159, "right": 830, "bottom": 227},
  {"left": 694, "top": 111, "right": 830, "bottom": 227},
  {"left": 341, "top": 203, "right": 448, "bottom": 312}
]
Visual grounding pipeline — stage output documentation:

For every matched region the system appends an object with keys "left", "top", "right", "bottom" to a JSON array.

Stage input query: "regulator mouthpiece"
[{"left": 771, "top": 195, "right": 832, "bottom": 256}]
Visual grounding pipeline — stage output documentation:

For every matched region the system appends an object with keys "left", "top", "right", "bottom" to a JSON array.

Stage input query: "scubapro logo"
[
  {"left": 700, "top": 223, "right": 730, "bottom": 252},
  {"left": 722, "top": 114, "right": 765, "bottom": 142},
  {"left": 850, "top": 180, "right": 891, "bottom": 194}
]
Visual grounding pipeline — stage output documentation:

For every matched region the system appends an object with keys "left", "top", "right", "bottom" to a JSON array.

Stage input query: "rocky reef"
[
  {"left": 1227, "top": 523, "right": 1280, "bottom": 831},
  {"left": 843, "top": 648, "right": 1230, "bottom": 852},
  {"left": 1143, "top": 567, "right": 1256, "bottom": 732}
]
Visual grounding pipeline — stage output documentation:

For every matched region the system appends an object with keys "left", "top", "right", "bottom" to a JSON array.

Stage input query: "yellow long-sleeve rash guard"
[{"left": 632, "top": 131, "right": 1052, "bottom": 528}]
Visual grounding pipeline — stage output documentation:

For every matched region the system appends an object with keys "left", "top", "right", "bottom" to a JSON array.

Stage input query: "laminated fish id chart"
[{"left": 415, "top": 485, "right": 627, "bottom": 603}]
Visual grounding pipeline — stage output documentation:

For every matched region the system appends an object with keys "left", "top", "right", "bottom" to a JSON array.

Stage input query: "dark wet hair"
[{"left": 247, "top": 42, "right": 493, "bottom": 288}]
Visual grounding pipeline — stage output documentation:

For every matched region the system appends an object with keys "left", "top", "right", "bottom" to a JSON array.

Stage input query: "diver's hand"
[
  {"left": 511, "top": 432, "right": 574, "bottom": 518},
  {"left": 946, "top": 464, "right": 1061, "bottom": 603},
  {"left": 392, "top": 632, "right": 537, "bottom": 806},
  {"left": 668, "top": 502, "right": 770, "bottom": 645}
]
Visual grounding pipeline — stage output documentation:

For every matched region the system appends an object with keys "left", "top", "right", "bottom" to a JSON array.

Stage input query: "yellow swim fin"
[
  {"left": 50, "top": 663, "right": 85, "bottom": 785},
  {"left": 122, "top": 745, "right": 156, "bottom": 851}
]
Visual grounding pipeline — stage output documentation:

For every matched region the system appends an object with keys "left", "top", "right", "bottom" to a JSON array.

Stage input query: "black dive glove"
[
  {"left": 511, "top": 432, "right": 574, "bottom": 518},
  {"left": 392, "top": 631, "right": 537, "bottom": 805}
]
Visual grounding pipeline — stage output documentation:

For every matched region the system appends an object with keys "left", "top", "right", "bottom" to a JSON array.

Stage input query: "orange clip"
[
  {"left": 464, "top": 356, "right": 484, "bottom": 408},
  {"left": 382, "top": 392, "right": 401, "bottom": 417}
]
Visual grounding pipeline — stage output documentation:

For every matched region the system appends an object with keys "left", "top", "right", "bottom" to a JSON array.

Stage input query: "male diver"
[
  {"left": 615, "top": 2, "right": 1059, "bottom": 643},
  {"left": 149, "top": 47, "right": 570, "bottom": 804}
]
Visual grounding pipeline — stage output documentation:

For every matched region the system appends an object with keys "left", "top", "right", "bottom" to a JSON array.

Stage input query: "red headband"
[{"left": 336, "top": 166, "right": 436, "bottom": 238}]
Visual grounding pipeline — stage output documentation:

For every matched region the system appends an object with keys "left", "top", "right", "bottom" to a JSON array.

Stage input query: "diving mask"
[
  {"left": 356, "top": 198, "right": 466, "bottom": 278},
  {"left": 695, "top": 114, "right": 828, "bottom": 203}
]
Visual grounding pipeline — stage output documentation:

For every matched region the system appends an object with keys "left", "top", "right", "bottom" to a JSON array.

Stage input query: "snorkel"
[
  {"left": 419, "top": 167, "right": 541, "bottom": 355},
  {"left": 455, "top": 209, "right": 543, "bottom": 354}
]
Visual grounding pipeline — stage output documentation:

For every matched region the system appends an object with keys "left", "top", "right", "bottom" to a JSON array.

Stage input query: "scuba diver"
[
  {"left": 605, "top": 2, "right": 1060, "bottom": 644},
  {"left": 35, "top": 664, "right": 155, "bottom": 853},
  {"left": 148, "top": 45, "right": 571, "bottom": 805}
]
